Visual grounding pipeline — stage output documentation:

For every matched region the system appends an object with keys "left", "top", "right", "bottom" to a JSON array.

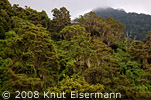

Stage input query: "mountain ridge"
[{"left": 93, "top": 7, "right": 151, "bottom": 40}]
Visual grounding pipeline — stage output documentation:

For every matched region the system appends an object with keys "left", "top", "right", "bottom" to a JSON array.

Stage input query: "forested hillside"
[
  {"left": 0, "top": 0, "right": 151, "bottom": 99},
  {"left": 94, "top": 7, "right": 151, "bottom": 41}
]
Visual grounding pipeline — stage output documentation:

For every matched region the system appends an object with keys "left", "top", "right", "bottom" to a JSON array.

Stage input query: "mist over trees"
[
  {"left": 0, "top": 0, "right": 151, "bottom": 99},
  {"left": 94, "top": 7, "right": 151, "bottom": 41}
]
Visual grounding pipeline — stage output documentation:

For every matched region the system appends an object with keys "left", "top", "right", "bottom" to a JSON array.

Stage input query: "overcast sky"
[{"left": 8, "top": 0, "right": 151, "bottom": 19}]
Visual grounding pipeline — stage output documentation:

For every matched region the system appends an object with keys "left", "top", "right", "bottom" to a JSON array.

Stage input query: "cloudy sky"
[{"left": 8, "top": 0, "right": 151, "bottom": 19}]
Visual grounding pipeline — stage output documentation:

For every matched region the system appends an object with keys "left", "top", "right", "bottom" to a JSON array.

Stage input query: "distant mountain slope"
[{"left": 93, "top": 7, "right": 151, "bottom": 40}]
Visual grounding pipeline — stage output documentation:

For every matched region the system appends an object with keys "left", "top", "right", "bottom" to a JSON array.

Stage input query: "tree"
[
  {"left": 75, "top": 12, "right": 125, "bottom": 45},
  {"left": 128, "top": 40, "right": 150, "bottom": 68},
  {"left": 144, "top": 31, "right": 151, "bottom": 66},
  {"left": 51, "top": 7, "right": 71, "bottom": 33},
  {"left": 3, "top": 24, "right": 59, "bottom": 92},
  {"left": 57, "top": 25, "right": 91, "bottom": 78},
  {"left": 144, "top": 31, "right": 151, "bottom": 47},
  {"left": 49, "top": 74, "right": 104, "bottom": 98},
  {"left": 0, "top": 9, "right": 10, "bottom": 38},
  {"left": 90, "top": 37, "right": 113, "bottom": 67}
]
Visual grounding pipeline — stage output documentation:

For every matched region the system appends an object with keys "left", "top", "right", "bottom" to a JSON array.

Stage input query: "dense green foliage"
[
  {"left": 0, "top": 0, "right": 151, "bottom": 99},
  {"left": 94, "top": 7, "right": 151, "bottom": 41}
]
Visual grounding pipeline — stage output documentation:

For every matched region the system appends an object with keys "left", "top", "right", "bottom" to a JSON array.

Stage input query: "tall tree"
[
  {"left": 75, "top": 11, "right": 125, "bottom": 45},
  {"left": 128, "top": 41, "right": 150, "bottom": 68},
  {"left": 3, "top": 24, "right": 59, "bottom": 92},
  {"left": 51, "top": 7, "right": 71, "bottom": 33},
  {"left": 57, "top": 25, "right": 91, "bottom": 78},
  {"left": 144, "top": 31, "right": 151, "bottom": 66}
]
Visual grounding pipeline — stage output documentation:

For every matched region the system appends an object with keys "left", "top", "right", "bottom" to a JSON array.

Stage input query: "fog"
[{"left": 8, "top": 0, "right": 151, "bottom": 19}]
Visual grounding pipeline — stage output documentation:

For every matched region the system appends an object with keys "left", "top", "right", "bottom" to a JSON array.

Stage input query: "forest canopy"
[
  {"left": 0, "top": 0, "right": 151, "bottom": 99},
  {"left": 94, "top": 7, "right": 151, "bottom": 41}
]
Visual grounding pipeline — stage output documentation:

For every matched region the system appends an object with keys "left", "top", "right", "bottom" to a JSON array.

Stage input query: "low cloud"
[{"left": 8, "top": 0, "right": 151, "bottom": 19}]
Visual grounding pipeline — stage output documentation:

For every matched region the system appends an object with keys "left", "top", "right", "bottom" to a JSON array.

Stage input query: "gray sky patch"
[{"left": 8, "top": 0, "right": 151, "bottom": 19}]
